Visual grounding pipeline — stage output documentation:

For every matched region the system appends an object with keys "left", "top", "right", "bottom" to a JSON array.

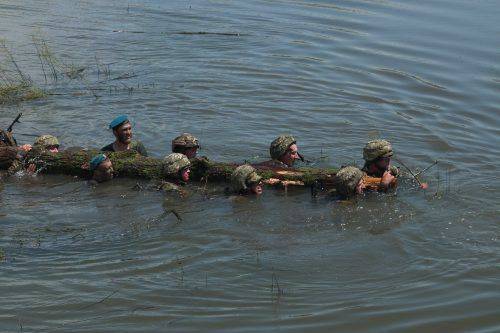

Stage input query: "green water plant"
[
  {"left": 0, "top": 247, "right": 5, "bottom": 262},
  {"left": 0, "top": 40, "right": 47, "bottom": 104}
]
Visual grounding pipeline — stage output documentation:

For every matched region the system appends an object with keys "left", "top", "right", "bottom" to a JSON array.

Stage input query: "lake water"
[{"left": 0, "top": 0, "right": 499, "bottom": 332}]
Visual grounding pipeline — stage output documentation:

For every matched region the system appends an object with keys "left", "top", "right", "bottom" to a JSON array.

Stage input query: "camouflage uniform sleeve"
[
  {"left": 158, "top": 181, "right": 180, "bottom": 192},
  {"left": 132, "top": 141, "right": 148, "bottom": 157},
  {"left": 390, "top": 165, "right": 400, "bottom": 177}
]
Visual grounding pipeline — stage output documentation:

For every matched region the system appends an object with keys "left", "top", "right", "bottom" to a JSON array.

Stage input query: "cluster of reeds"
[
  {"left": 0, "top": 40, "right": 46, "bottom": 104},
  {"left": 32, "top": 34, "right": 86, "bottom": 82},
  {"left": 1, "top": 34, "right": 146, "bottom": 104}
]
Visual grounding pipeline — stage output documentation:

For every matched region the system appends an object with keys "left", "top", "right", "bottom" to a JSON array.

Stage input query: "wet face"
[
  {"left": 184, "top": 147, "right": 198, "bottom": 159},
  {"left": 93, "top": 159, "right": 114, "bottom": 183},
  {"left": 46, "top": 145, "right": 59, "bottom": 153},
  {"left": 249, "top": 182, "right": 263, "bottom": 195},
  {"left": 280, "top": 143, "right": 299, "bottom": 167},
  {"left": 180, "top": 167, "right": 190, "bottom": 182},
  {"left": 375, "top": 156, "right": 391, "bottom": 171},
  {"left": 355, "top": 178, "right": 366, "bottom": 195},
  {"left": 113, "top": 122, "right": 132, "bottom": 144}
]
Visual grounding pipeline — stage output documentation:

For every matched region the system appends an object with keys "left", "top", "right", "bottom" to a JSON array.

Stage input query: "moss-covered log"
[
  {"left": 13, "top": 149, "right": 387, "bottom": 190},
  {"left": 0, "top": 146, "right": 18, "bottom": 169}
]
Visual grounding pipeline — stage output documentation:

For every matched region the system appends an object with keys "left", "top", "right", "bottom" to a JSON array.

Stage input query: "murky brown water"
[{"left": 0, "top": 0, "right": 499, "bottom": 332}]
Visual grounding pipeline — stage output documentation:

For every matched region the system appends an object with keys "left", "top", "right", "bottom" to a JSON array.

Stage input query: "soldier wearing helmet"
[
  {"left": 362, "top": 139, "right": 398, "bottom": 189},
  {"left": 231, "top": 164, "right": 264, "bottom": 195},
  {"left": 101, "top": 115, "right": 148, "bottom": 156},
  {"left": 258, "top": 135, "right": 302, "bottom": 168},
  {"left": 334, "top": 166, "right": 366, "bottom": 199},
  {"left": 34, "top": 135, "right": 60, "bottom": 153},
  {"left": 17, "top": 134, "right": 61, "bottom": 175},
  {"left": 171, "top": 133, "right": 200, "bottom": 159},
  {"left": 158, "top": 153, "right": 192, "bottom": 192}
]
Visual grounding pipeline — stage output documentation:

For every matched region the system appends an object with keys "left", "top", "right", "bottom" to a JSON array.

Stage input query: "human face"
[
  {"left": 113, "top": 122, "right": 132, "bottom": 144},
  {"left": 280, "top": 143, "right": 299, "bottom": 167},
  {"left": 46, "top": 145, "right": 59, "bottom": 153},
  {"left": 375, "top": 156, "right": 391, "bottom": 171},
  {"left": 93, "top": 159, "right": 114, "bottom": 183},
  {"left": 181, "top": 167, "right": 190, "bottom": 182},
  {"left": 355, "top": 178, "right": 366, "bottom": 195},
  {"left": 184, "top": 147, "right": 198, "bottom": 159},
  {"left": 249, "top": 182, "right": 263, "bottom": 195}
]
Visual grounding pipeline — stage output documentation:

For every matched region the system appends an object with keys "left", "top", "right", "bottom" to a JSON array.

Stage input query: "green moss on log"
[{"left": 20, "top": 149, "right": 341, "bottom": 185}]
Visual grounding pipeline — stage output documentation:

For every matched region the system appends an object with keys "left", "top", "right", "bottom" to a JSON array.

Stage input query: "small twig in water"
[
  {"left": 169, "top": 209, "right": 182, "bottom": 221},
  {"left": 175, "top": 31, "right": 240, "bottom": 36},
  {"left": 393, "top": 157, "right": 424, "bottom": 187},
  {"left": 77, "top": 289, "right": 119, "bottom": 310},
  {"left": 271, "top": 272, "right": 284, "bottom": 297},
  {"left": 415, "top": 160, "right": 438, "bottom": 177}
]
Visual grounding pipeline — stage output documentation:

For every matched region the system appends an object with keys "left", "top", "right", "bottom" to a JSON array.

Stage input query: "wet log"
[
  {"left": 0, "top": 146, "right": 18, "bottom": 169},
  {"left": 14, "top": 149, "right": 389, "bottom": 190}
]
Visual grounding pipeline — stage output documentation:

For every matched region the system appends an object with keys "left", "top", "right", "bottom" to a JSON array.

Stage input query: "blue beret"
[
  {"left": 90, "top": 154, "right": 107, "bottom": 171},
  {"left": 109, "top": 115, "right": 129, "bottom": 129}
]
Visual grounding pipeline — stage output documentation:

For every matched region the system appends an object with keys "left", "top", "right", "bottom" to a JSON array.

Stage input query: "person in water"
[
  {"left": 33, "top": 135, "right": 60, "bottom": 153},
  {"left": 171, "top": 133, "right": 200, "bottom": 159},
  {"left": 101, "top": 115, "right": 148, "bottom": 156},
  {"left": 334, "top": 166, "right": 366, "bottom": 199},
  {"left": 90, "top": 154, "right": 114, "bottom": 183},
  {"left": 362, "top": 139, "right": 398, "bottom": 190},
  {"left": 0, "top": 128, "right": 30, "bottom": 152},
  {"left": 231, "top": 164, "right": 264, "bottom": 195},
  {"left": 258, "top": 135, "right": 301, "bottom": 168},
  {"left": 23, "top": 135, "right": 61, "bottom": 174},
  {"left": 159, "top": 153, "right": 191, "bottom": 191}
]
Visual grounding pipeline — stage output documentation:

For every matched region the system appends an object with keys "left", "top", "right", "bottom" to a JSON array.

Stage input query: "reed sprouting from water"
[
  {"left": 0, "top": 40, "right": 46, "bottom": 104},
  {"left": 0, "top": 34, "right": 149, "bottom": 104}
]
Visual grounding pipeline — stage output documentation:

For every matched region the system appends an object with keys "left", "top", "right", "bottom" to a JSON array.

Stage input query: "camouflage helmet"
[
  {"left": 163, "top": 153, "right": 191, "bottom": 177},
  {"left": 172, "top": 133, "right": 200, "bottom": 151},
  {"left": 363, "top": 139, "right": 393, "bottom": 162},
  {"left": 231, "top": 164, "right": 262, "bottom": 193},
  {"left": 335, "top": 166, "right": 365, "bottom": 198},
  {"left": 269, "top": 135, "right": 296, "bottom": 160},
  {"left": 34, "top": 135, "right": 59, "bottom": 148}
]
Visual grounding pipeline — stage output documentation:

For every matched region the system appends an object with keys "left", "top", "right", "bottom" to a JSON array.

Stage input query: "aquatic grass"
[
  {"left": 0, "top": 82, "right": 46, "bottom": 104},
  {"left": 1, "top": 34, "right": 154, "bottom": 104},
  {"left": 0, "top": 40, "right": 47, "bottom": 104},
  {"left": 32, "top": 34, "right": 86, "bottom": 81}
]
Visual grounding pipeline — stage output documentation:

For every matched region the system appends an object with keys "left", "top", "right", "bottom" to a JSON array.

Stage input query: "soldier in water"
[
  {"left": 101, "top": 115, "right": 148, "bottom": 156},
  {"left": 171, "top": 133, "right": 200, "bottom": 159},
  {"left": 258, "top": 135, "right": 302, "bottom": 168},
  {"left": 362, "top": 139, "right": 398, "bottom": 190},
  {"left": 33, "top": 135, "right": 60, "bottom": 153},
  {"left": 89, "top": 154, "right": 114, "bottom": 183},
  {"left": 334, "top": 166, "right": 367, "bottom": 199},
  {"left": 158, "top": 153, "right": 191, "bottom": 192},
  {"left": 231, "top": 164, "right": 264, "bottom": 195},
  {"left": 24, "top": 135, "right": 61, "bottom": 174}
]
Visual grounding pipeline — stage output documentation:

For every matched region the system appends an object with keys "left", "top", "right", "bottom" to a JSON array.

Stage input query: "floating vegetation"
[
  {"left": 0, "top": 247, "right": 5, "bottom": 262},
  {"left": 0, "top": 82, "right": 45, "bottom": 104},
  {"left": 0, "top": 40, "right": 47, "bottom": 104},
  {"left": 32, "top": 34, "right": 86, "bottom": 82},
  {"left": 0, "top": 33, "right": 154, "bottom": 105}
]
